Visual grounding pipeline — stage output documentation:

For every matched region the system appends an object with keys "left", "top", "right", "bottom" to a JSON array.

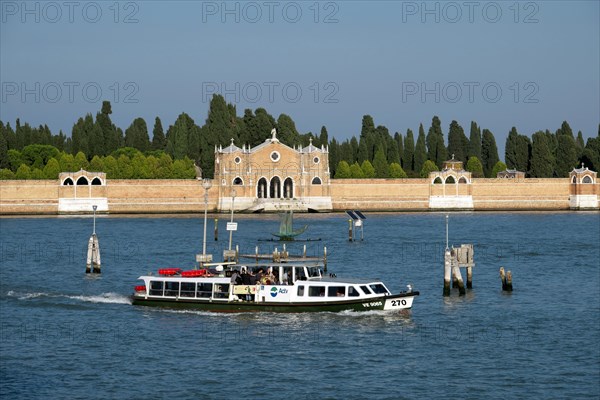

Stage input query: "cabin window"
[
  {"left": 213, "top": 284, "right": 230, "bottom": 299},
  {"left": 369, "top": 283, "right": 388, "bottom": 294},
  {"left": 348, "top": 286, "right": 360, "bottom": 297},
  {"left": 360, "top": 285, "right": 372, "bottom": 294},
  {"left": 180, "top": 282, "right": 195, "bottom": 297},
  {"left": 295, "top": 267, "right": 306, "bottom": 281},
  {"left": 328, "top": 286, "right": 346, "bottom": 297},
  {"left": 150, "top": 281, "right": 164, "bottom": 296},
  {"left": 197, "top": 283, "right": 212, "bottom": 298},
  {"left": 165, "top": 281, "right": 180, "bottom": 297},
  {"left": 308, "top": 286, "right": 326, "bottom": 297},
  {"left": 308, "top": 267, "right": 321, "bottom": 278},
  {"left": 297, "top": 286, "right": 305, "bottom": 296}
]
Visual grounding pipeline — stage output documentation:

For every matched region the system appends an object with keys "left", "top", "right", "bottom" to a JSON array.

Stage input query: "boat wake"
[{"left": 6, "top": 290, "right": 131, "bottom": 305}]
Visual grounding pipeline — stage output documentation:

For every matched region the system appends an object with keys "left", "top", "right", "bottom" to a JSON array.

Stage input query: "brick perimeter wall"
[{"left": 1, "top": 178, "right": 598, "bottom": 214}]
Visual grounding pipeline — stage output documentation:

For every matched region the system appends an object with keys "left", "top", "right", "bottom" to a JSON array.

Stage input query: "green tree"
[
  {"left": 468, "top": 121, "right": 482, "bottom": 160},
  {"left": 403, "top": 129, "right": 415, "bottom": 172},
  {"left": 117, "top": 154, "right": 133, "bottom": 178},
  {"left": 319, "top": 126, "right": 328, "bottom": 148},
  {"left": 15, "top": 164, "right": 31, "bottom": 179},
  {"left": 103, "top": 155, "right": 118, "bottom": 178},
  {"left": 328, "top": 138, "right": 339, "bottom": 177},
  {"left": 276, "top": 114, "right": 300, "bottom": 145},
  {"left": 30, "top": 168, "right": 45, "bottom": 179},
  {"left": 373, "top": 148, "right": 389, "bottom": 178},
  {"left": 361, "top": 160, "right": 375, "bottom": 178},
  {"left": 420, "top": 160, "right": 438, "bottom": 178},
  {"left": 427, "top": 116, "right": 446, "bottom": 168},
  {"left": 74, "top": 151, "right": 89, "bottom": 170},
  {"left": 555, "top": 131, "right": 578, "bottom": 177},
  {"left": 131, "top": 153, "right": 150, "bottom": 178},
  {"left": 21, "top": 144, "right": 59, "bottom": 169},
  {"left": 465, "top": 156, "right": 484, "bottom": 178},
  {"left": 394, "top": 132, "right": 404, "bottom": 167},
  {"left": 447, "top": 120, "right": 469, "bottom": 162},
  {"left": 0, "top": 169, "right": 15, "bottom": 179},
  {"left": 334, "top": 160, "right": 351, "bottom": 178},
  {"left": 515, "top": 134, "right": 531, "bottom": 174},
  {"left": 357, "top": 138, "right": 368, "bottom": 163},
  {"left": 0, "top": 125, "right": 9, "bottom": 169},
  {"left": 89, "top": 155, "right": 104, "bottom": 172},
  {"left": 349, "top": 162, "right": 365, "bottom": 178},
  {"left": 491, "top": 161, "right": 507, "bottom": 177},
  {"left": 152, "top": 117, "right": 166, "bottom": 151},
  {"left": 414, "top": 127, "right": 427, "bottom": 172},
  {"left": 481, "top": 129, "right": 499, "bottom": 177},
  {"left": 97, "top": 101, "right": 121, "bottom": 155},
  {"left": 581, "top": 136, "right": 600, "bottom": 172},
  {"left": 530, "top": 131, "right": 555, "bottom": 177},
  {"left": 386, "top": 136, "right": 400, "bottom": 164},
  {"left": 7, "top": 149, "right": 24, "bottom": 171},
  {"left": 166, "top": 113, "right": 193, "bottom": 160},
  {"left": 156, "top": 153, "right": 174, "bottom": 178},
  {"left": 125, "top": 117, "right": 150, "bottom": 152},
  {"left": 43, "top": 157, "right": 61, "bottom": 179},
  {"left": 59, "top": 153, "right": 75, "bottom": 172},
  {"left": 389, "top": 163, "right": 407, "bottom": 178},
  {"left": 505, "top": 127, "right": 519, "bottom": 169}
]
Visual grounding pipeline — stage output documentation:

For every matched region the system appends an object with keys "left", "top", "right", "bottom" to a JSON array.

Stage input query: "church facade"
[{"left": 213, "top": 129, "right": 333, "bottom": 212}]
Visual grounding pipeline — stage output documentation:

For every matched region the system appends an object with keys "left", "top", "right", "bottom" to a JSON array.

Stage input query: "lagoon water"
[{"left": 1, "top": 212, "right": 599, "bottom": 399}]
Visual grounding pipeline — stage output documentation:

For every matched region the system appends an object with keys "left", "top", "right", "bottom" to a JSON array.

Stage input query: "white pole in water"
[
  {"left": 92, "top": 205, "right": 97, "bottom": 235},
  {"left": 228, "top": 188, "right": 236, "bottom": 251},
  {"left": 202, "top": 179, "right": 212, "bottom": 258},
  {"left": 445, "top": 214, "right": 449, "bottom": 250}
]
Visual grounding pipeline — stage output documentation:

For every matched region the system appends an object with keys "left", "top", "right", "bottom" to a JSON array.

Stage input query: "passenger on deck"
[
  {"left": 241, "top": 267, "right": 251, "bottom": 285},
  {"left": 256, "top": 268, "right": 264, "bottom": 284},
  {"left": 230, "top": 270, "right": 242, "bottom": 285}
]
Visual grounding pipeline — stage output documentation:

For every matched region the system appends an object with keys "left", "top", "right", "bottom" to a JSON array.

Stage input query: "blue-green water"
[{"left": 1, "top": 212, "right": 599, "bottom": 399}]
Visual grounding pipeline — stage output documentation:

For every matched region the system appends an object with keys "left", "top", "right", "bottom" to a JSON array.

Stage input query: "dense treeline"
[{"left": 1, "top": 95, "right": 598, "bottom": 180}]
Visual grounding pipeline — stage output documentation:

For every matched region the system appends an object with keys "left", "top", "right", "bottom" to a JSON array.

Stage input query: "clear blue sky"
[{"left": 1, "top": 1, "right": 598, "bottom": 158}]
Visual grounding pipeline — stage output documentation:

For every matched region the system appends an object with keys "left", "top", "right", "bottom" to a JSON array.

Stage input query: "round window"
[
  {"left": 313, "top": 156, "right": 320, "bottom": 164},
  {"left": 234, "top": 156, "right": 241, "bottom": 164},
  {"left": 270, "top": 151, "right": 280, "bottom": 162}
]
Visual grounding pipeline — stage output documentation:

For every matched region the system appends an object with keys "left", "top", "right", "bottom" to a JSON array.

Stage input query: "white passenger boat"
[{"left": 131, "top": 263, "right": 418, "bottom": 313}]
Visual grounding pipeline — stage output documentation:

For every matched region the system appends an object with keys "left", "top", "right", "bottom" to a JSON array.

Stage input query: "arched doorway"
[
  {"left": 283, "top": 178, "right": 294, "bottom": 198},
  {"left": 257, "top": 178, "right": 267, "bottom": 198},
  {"left": 76, "top": 176, "right": 89, "bottom": 185},
  {"left": 270, "top": 176, "right": 281, "bottom": 199}
]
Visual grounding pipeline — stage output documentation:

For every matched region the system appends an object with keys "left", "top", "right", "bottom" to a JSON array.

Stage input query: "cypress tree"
[
  {"left": 328, "top": 138, "right": 339, "bottom": 177},
  {"left": 394, "top": 132, "right": 404, "bottom": 167},
  {"left": 386, "top": 136, "right": 400, "bottom": 164},
  {"left": 319, "top": 126, "right": 328, "bottom": 147},
  {"left": 447, "top": 120, "right": 468, "bottom": 162},
  {"left": 0, "top": 124, "right": 8, "bottom": 169},
  {"left": 505, "top": 127, "right": 519, "bottom": 169},
  {"left": 555, "top": 132, "right": 578, "bottom": 177},
  {"left": 357, "top": 137, "right": 368, "bottom": 163},
  {"left": 373, "top": 147, "right": 389, "bottom": 178},
  {"left": 152, "top": 117, "right": 166, "bottom": 150},
  {"left": 468, "top": 121, "right": 482, "bottom": 160},
  {"left": 515, "top": 134, "right": 531, "bottom": 174},
  {"left": 403, "top": 129, "right": 415, "bottom": 172},
  {"left": 481, "top": 129, "right": 499, "bottom": 177},
  {"left": 426, "top": 118, "right": 439, "bottom": 163},
  {"left": 276, "top": 114, "right": 300, "bottom": 145},
  {"left": 414, "top": 127, "right": 427, "bottom": 172},
  {"left": 361, "top": 160, "right": 375, "bottom": 178},
  {"left": 350, "top": 137, "right": 359, "bottom": 163},
  {"left": 531, "top": 131, "right": 555, "bottom": 177}
]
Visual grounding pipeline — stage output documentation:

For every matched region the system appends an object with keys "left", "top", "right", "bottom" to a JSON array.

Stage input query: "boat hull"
[{"left": 131, "top": 291, "right": 419, "bottom": 313}]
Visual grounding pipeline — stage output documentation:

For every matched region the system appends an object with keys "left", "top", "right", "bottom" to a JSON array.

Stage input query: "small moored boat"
[{"left": 132, "top": 263, "right": 418, "bottom": 313}]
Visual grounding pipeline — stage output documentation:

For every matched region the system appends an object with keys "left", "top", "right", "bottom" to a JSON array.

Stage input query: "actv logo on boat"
[{"left": 270, "top": 287, "right": 288, "bottom": 297}]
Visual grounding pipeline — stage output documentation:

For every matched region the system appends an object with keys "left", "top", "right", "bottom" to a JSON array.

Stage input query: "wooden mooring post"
[
  {"left": 214, "top": 218, "right": 218, "bottom": 241},
  {"left": 500, "top": 267, "right": 513, "bottom": 291},
  {"left": 348, "top": 219, "right": 353, "bottom": 241},
  {"left": 86, "top": 205, "right": 101, "bottom": 274},
  {"left": 443, "top": 244, "right": 474, "bottom": 296}
]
